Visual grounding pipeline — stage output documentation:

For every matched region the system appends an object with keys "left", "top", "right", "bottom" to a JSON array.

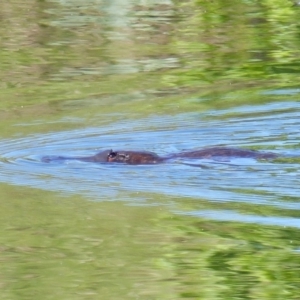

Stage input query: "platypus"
[{"left": 42, "top": 147, "right": 278, "bottom": 165}]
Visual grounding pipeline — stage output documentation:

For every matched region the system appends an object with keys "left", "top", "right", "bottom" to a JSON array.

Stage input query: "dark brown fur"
[
  {"left": 172, "top": 147, "right": 278, "bottom": 160},
  {"left": 42, "top": 147, "right": 278, "bottom": 164}
]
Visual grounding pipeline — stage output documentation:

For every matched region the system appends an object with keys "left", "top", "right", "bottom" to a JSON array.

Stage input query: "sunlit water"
[
  {"left": 3, "top": 1, "right": 300, "bottom": 298},
  {"left": 1, "top": 95, "right": 300, "bottom": 228}
]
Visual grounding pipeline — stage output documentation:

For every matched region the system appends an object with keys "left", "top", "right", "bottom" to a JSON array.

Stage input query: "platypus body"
[{"left": 42, "top": 147, "right": 278, "bottom": 165}]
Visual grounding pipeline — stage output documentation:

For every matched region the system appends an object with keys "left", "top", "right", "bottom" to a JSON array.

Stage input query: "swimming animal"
[{"left": 42, "top": 147, "right": 278, "bottom": 165}]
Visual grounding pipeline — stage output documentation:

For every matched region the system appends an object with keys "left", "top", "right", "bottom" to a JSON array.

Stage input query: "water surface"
[{"left": 1, "top": 0, "right": 300, "bottom": 299}]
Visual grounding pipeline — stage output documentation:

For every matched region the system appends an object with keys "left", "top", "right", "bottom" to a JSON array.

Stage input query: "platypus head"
[
  {"left": 91, "top": 149, "right": 129, "bottom": 163},
  {"left": 94, "top": 149, "right": 163, "bottom": 164},
  {"left": 107, "top": 150, "right": 130, "bottom": 163}
]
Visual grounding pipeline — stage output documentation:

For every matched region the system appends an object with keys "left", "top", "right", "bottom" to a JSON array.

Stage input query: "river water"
[
  {"left": 1, "top": 1, "right": 300, "bottom": 299},
  {"left": 2, "top": 98, "right": 300, "bottom": 208}
]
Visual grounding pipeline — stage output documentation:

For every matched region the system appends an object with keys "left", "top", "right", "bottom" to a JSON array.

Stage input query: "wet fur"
[{"left": 42, "top": 147, "right": 278, "bottom": 165}]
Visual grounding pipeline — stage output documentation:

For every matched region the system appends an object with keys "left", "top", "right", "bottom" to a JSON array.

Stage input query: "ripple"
[
  {"left": 0, "top": 102, "right": 300, "bottom": 223},
  {"left": 178, "top": 210, "right": 300, "bottom": 229}
]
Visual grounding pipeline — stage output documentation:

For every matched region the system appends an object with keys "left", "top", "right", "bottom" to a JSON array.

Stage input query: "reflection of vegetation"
[
  {"left": 156, "top": 213, "right": 300, "bottom": 299},
  {"left": 1, "top": 1, "right": 300, "bottom": 94},
  {"left": 1, "top": 0, "right": 300, "bottom": 127},
  {"left": 1, "top": 1, "right": 300, "bottom": 298},
  {"left": 3, "top": 183, "right": 300, "bottom": 299},
  {"left": 0, "top": 180, "right": 299, "bottom": 296},
  {"left": 0, "top": 184, "right": 173, "bottom": 300},
  {"left": 166, "top": 0, "right": 300, "bottom": 86}
]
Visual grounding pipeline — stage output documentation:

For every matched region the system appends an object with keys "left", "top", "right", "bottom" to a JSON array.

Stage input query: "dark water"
[{"left": 2, "top": 1, "right": 300, "bottom": 299}]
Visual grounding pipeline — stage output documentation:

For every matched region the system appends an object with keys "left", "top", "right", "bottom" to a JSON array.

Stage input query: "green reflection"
[
  {"left": 0, "top": 184, "right": 171, "bottom": 299},
  {"left": 1, "top": 184, "right": 300, "bottom": 299},
  {"left": 154, "top": 210, "right": 300, "bottom": 299},
  {"left": 1, "top": 0, "right": 300, "bottom": 299}
]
